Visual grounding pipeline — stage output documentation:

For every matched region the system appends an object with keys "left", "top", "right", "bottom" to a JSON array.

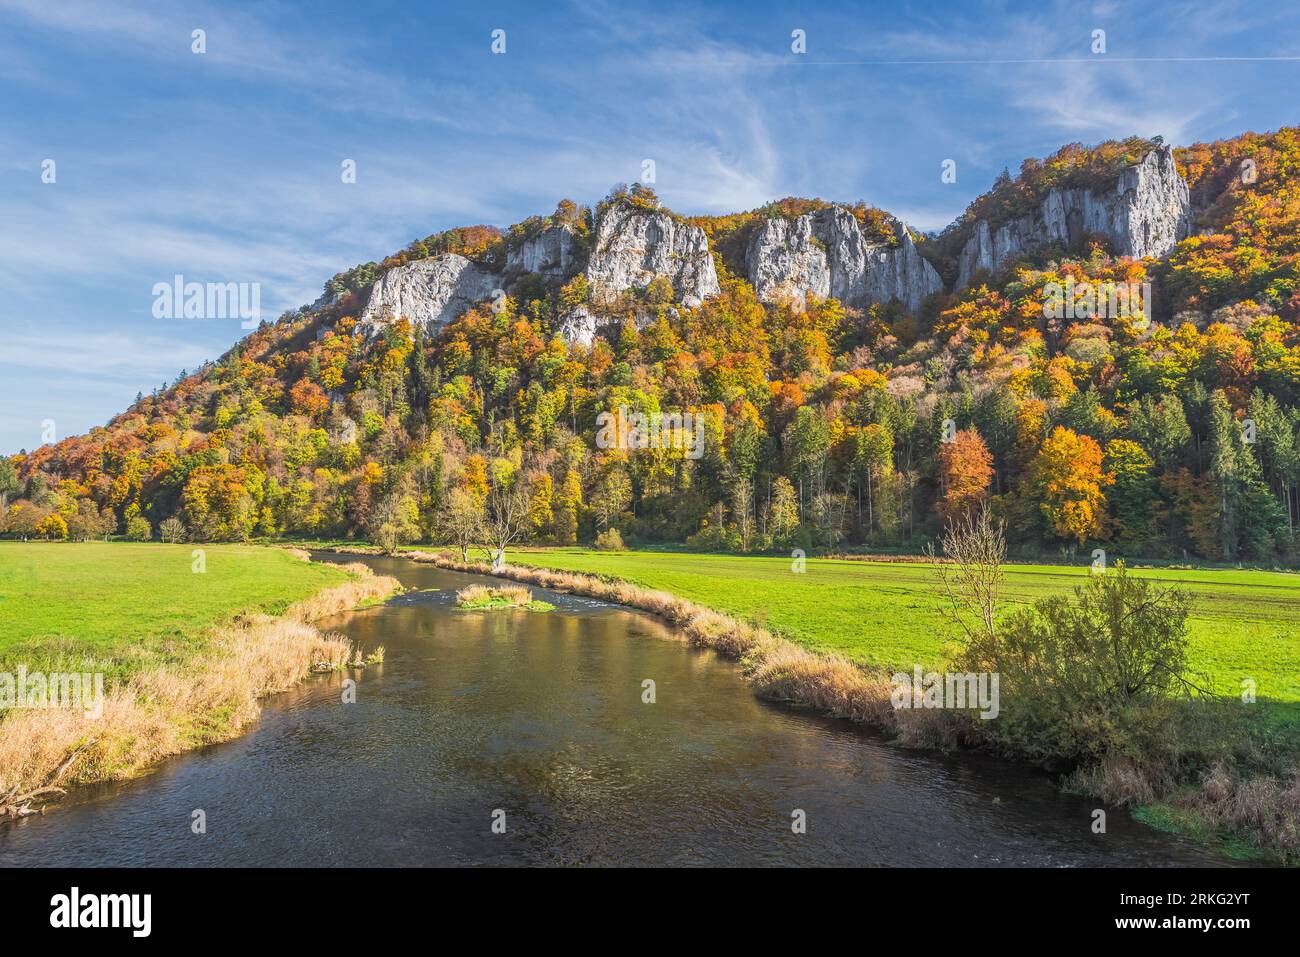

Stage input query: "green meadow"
[
  {"left": 0, "top": 542, "right": 351, "bottom": 681},
  {"left": 516, "top": 548, "right": 1300, "bottom": 706}
]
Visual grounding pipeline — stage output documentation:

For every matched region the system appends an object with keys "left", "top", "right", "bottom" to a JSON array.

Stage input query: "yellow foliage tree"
[{"left": 1030, "top": 427, "right": 1114, "bottom": 543}]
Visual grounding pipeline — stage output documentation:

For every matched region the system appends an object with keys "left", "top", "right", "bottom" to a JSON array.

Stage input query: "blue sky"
[{"left": 2, "top": 0, "right": 1298, "bottom": 454}]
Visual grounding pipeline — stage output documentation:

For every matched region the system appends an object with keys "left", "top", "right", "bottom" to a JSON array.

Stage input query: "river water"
[{"left": 0, "top": 553, "right": 1231, "bottom": 867}]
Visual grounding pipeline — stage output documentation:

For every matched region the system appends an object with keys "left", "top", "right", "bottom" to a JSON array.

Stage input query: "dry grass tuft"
[
  {"left": 287, "top": 564, "right": 399, "bottom": 622},
  {"left": 1174, "top": 763, "right": 1300, "bottom": 857},
  {"left": 749, "top": 643, "right": 897, "bottom": 725},
  {"left": 1067, "top": 755, "right": 1167, "bottom": 807},
  {"left": 0, "top": 567, "right": 399, "bottom": 817},
  {"left": 455, "top": 583, "right": 533, "bottom": 608}
]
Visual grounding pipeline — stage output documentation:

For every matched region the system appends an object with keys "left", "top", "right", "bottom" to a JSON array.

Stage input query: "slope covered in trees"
[{"left": 5, "top": 129, "right": 1300, "bottom": 564}]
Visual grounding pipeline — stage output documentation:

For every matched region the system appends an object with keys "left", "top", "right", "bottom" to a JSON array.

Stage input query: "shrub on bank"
[{"left": 963, "top": 564, "right": 1201, "bottom": 765}]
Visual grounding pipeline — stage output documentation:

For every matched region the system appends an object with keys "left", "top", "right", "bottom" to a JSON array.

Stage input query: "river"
[{"left": 0, "top": 553, "right": 1232, "bottom": 867}]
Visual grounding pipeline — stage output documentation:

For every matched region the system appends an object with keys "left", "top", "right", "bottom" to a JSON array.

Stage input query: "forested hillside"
[{"left": 4, "top": 128, "right": 1299, "bottom": 562}]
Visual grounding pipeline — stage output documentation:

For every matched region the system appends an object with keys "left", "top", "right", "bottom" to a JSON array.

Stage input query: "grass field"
[
  {"left": 0, "top": 542, "right": 352, "bottom": 681},
  {"left": 516, "top": 548, "right": 1300, "bottom": 706}
]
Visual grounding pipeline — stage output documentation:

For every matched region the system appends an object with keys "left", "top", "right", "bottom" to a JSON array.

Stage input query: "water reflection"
[{"left": 0, "top": 553, "right": 1234, "bottom": 867}]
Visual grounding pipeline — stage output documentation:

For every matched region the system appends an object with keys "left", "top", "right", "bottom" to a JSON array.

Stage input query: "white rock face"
[
  {"left": 956, "top": 145, "right": 1190, "bottom": 287},
  {"left": 865, "top": 226, "right": 943, "bottom": 310},
  {"left": 361, "top": 225, "right": 579, "bottom": 334},
  {"left": 746, "top": 206, "right": 941, "bottom": 313},
  {"left": 747, "top": 214, "right": 833, "bottom": 305},
  {"left": 505, "top": 224, "right": 576, "bottom": 278},
  {"left": 585, "top": 203, "right": 720, "bottom": 303},
  {"left": 360, "top": 204, "right": 722, "bottom": 341},
  {"left": 556, "top": 305, "right": 598, "bottom": 347},
  {"left": 361, "top": 255, "right": 499, "bottom": 330}
]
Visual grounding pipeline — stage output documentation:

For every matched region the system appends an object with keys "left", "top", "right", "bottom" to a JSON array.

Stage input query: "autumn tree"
[
  {"left": 65, "top": 499, "right": 112, "bottom": 541},
  {"left": 938, "top": 429, "right": 993, "bottom": 525},
  {"left": 766, "top": 475, "right": 799, "bottom": 544},
  {"left": 36, "top": 513, "right": 69, "bottom": 541},
  {"left": 1030, "top": 427, "right": 1113, "bottom": 544},
  {"left": 290, "top": 378, "right": 329, "bottom": 420},
  {"left": 4, "top": 501, "right": 48, "bottom": 539},
  {"left": 368, "top": 488, "right": 421, "bottom": 554},
  {"left": 1103, "top": 439, "right": 1156, "bottom": 543},
  {"left": 555, "top": 468, "right": 583, "bottom": 545},
  {"left": 592, "top": 464, "right": 632, "bottom": 532},
  {"left": 441, "top": 487, "right": 485, "bottom": 562},
  {"left": 527, "top": 473, "right": 555, "bottom": 536},
  {"left": 124, "top": 515, "right": 151, "bottom": 541}
]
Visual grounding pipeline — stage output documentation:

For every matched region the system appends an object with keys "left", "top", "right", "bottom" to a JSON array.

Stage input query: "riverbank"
[
  {"left": 0, "top": 543, "right": 400, "bottom": 818},
  {"left": 2, "top": 551, "right": 1226, "bottom": 868},
  {"left": 403, "top": 551, "right": 959, "bottom": 738},
  {"left": 394, "top": 548, "right": 1296, "bottom": 863},
  {"left": 512, "top": 549, "right": 1300, "bottom": 702}
]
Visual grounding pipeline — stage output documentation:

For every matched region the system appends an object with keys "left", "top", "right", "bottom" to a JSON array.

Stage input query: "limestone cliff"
[
  {"left": 504, "top": 223, "right": 577, "bottom": 279},
  {"left": 361, "top": 202, "right": 718, "bottom": 340},
  {"left": 361, "top": 255, "right": 500, "bottom": 330},
  {"left": 356, "top": 145, "right": 1193, "bottom": 342},
  {"left": 745, "top": 206, "right": 942, "bottom": 313},
  {"left": 955, "top": 145, "right": 1190, "bottom": 287},
  {"left": 583, "top": 203, "right": 720, "bottom": 304}
]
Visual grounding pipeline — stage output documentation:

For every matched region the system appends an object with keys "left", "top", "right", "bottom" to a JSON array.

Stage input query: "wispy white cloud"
[{"left": 2, "top": 0, "right": 1298, "bottom": 453}]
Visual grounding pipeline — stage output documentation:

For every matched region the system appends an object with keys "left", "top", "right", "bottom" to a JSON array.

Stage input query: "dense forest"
[{"left": 4, "top": 128, "right": 1299, "bottom": 563}]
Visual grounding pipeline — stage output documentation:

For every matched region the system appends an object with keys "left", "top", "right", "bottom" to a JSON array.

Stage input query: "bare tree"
[
  {"left": 484, "top": 475, "right": 531, "bottom": 569},
  {"left": 927, "top": 506, "right": 1006, "bottom": 661},
  {"left": 441, "top": 488, "right": 485, "bottom": 562}
]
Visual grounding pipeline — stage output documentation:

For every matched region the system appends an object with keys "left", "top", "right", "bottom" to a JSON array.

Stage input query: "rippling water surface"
[{"left": 0, "top": 553, "right": 1232, "bottom": 867}]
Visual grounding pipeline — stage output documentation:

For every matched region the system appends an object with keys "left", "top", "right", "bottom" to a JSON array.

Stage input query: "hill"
[{"left": 4, "top": 128, "right": 1299, "bottom": 563}]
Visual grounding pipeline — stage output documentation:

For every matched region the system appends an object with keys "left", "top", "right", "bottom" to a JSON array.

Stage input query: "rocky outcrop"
[
  {"left": 747, "top": 214, "right": 832, "bottom": 306},
  {"left": 356, "top": 149, "right": 1189, "bottom": 339},
  {"left": 584, "top": 203, "right": 720, "bottom": 303},
  {"left": 865, "top": 226, "right": 943, "bottom": 310},
  {"left": 361, "top": 204, "right": 721, "bottom": 339},
  {"left": 556, "top": 305, "right": 598, "bottom": 347},
  {"left": 361, "top": 255, "right": 499, "bottom": 330},
  {"left": 361, "top": 225, "right": 578, "bottom": 333},
  {"left": 505, "top": 223, "right": 576, "bottom": 278},
  {"left": 745, "top": 206, "right": 941, "bottom": 313},
  {"left": 956, "top": 145, "right": 1190, "bottom": 288}
]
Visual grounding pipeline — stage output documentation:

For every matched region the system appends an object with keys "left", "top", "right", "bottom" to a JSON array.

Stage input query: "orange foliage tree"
[
  {"left": 1030, "top": 427, "right": 1114, "bottom": 543},
  {"left": 938, "top": 429, "right": 993, "bottom": 524}
]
